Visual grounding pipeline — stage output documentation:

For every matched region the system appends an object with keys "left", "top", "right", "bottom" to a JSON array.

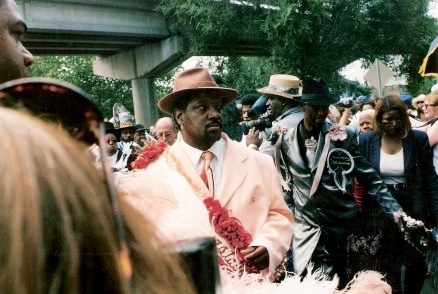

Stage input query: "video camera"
[
  {"left": 336, "top": 97, "right": 355, "bottom": 108},
  {"left": 240, "top": 114, "right": 273, "bottom": 135},
  {"left": 240, "top": 95, "right": 273, "bottom": 134}
]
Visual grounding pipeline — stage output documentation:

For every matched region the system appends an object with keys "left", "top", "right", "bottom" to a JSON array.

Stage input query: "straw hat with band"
[
  {"left": 257, "top": 74, "right": 302, "bottom": 99},
  {"left": 158, "top": 67, "right": 237, "bottom": 114},
  {"left": 299, "top": 77, "right": 339, "bottom": 106}
]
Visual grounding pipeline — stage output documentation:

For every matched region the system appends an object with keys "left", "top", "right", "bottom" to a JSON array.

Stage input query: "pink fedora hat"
[{"left": 158, "top": 67, "right": 237, "bottom": 114}]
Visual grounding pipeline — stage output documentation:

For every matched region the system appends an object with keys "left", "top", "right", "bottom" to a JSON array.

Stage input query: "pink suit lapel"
[
  {"left": 218, "top": 135, "right": 248, "bottom": 206},
  {"left": 170, "top": 140, "right": 210, "bottom": 197}
]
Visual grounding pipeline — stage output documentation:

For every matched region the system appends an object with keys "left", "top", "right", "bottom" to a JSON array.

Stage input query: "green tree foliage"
[
  {"left": 30, "top": 56, "right": 185, "bottom": 120},
  {"left": 30, "top": 56, "right": 133, "bottom": 119},
  {"left": 158, "top": 0, "right": 436, "bottom": 94}
]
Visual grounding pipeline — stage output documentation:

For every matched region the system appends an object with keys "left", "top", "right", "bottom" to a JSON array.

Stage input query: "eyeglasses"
[
  {"left": 107, "top": 138, "right": 117, "bottom": 144},
  {"left": 423, "top": 103, "right": 437, "bottom": 108}
]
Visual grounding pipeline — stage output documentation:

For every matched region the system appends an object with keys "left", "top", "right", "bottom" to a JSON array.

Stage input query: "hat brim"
[
  {"left": 300, "top": 94, "right": 340, "bottom": 106},
  {"left": 158, "top": 87, "right": 237, "bottom": 114},
  {"left": 0, "top": 77, "right": 103, "bottom": 145},
  {"left": 118, "top": 125, "right": 136, "bottom": 130},
  {"left": 257, "top": 87, "right": 301, "bottom": 99}
]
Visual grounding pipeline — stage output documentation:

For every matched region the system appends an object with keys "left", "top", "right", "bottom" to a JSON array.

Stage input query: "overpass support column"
[
  {"left": 131, "top": 78, "right": 158, "bottom": 128},
  {"left": 92, "top": 36, "right": 186, "bottom": 125}
]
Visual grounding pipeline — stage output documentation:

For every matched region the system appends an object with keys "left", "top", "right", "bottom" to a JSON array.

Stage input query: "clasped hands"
[{"left": 240, "top": 245, "right": 269, "bottom": 270}]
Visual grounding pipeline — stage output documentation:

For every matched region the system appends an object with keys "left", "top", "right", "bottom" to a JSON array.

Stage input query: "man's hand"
[
  {"left": 246, "top": 128, "right": 262, "bottom": 149},
  {"left": 240, "top": 246, "right": 269, "bottom": 270}
]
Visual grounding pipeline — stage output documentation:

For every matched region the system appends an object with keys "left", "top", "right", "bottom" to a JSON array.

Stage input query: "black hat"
[
  {"left": 135, "top": 123, "right": 147, "bottom": 132},
  {"left": 104, "top": 122, "right": 120, "bottom": 140},
  {"left": 0, "top": 77, "right": 103, "bottom": 145},
  {"left": 300, "top": 77, "right": 339, "bottom": 106}
]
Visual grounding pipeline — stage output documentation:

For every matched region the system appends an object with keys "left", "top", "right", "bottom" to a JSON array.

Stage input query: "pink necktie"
[{"left": 199, "top": 151, "right": 214, "bottom": 195}]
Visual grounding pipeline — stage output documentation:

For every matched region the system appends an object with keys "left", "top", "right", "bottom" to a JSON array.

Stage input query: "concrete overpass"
[{"left": 16, "top": 0, "right": 266, "bottom": 126}]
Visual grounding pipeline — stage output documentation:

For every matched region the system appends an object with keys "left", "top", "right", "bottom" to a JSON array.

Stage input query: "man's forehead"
[
  {"left": 304, "top": 104, "right": 329, "bottom": 109},
  {"left": 189, "top": 93, "right": 224, "bottom": 104}
]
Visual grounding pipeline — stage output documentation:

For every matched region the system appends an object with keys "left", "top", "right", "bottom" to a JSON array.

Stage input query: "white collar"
[{"left": 179, "top": 137, "right": 225, "bottom": 166}]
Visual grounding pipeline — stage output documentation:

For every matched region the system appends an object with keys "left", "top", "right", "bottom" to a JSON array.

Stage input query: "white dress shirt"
[{"left": 180, "top": 137, "right": 225, "bottom": 197}]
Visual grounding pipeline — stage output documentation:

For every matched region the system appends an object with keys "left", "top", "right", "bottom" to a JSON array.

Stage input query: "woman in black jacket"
[{"left": 358, "top": 95, "right": 438, "bottom": 294}]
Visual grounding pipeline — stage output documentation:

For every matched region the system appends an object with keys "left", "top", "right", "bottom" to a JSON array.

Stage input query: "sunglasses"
[
  {"left": 423, "top": 103, "right": 437, "bottom": 109},
  {"left": 0, "top": 77, "right": 133, "bottom": 281}
]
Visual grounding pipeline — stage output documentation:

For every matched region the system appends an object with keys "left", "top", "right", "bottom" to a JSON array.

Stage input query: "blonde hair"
[
  {"left": 0, "top": 108, "right": 194, "bottom": 294},
  {"left": 425, "top": 92, "right": 438, "bottom": 106}
]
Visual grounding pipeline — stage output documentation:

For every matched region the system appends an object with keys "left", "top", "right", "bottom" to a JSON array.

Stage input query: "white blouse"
[{"left": 380, "top": 148, "right": 406, "bottom": 184}]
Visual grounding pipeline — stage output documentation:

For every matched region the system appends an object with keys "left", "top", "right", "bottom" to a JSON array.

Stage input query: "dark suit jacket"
[{"left": 359, "top": 130, "right": 438, "bottom": 228}]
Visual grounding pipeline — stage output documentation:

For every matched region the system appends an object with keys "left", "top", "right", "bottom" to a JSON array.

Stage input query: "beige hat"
[
  {"left": 257, "top": 74, "right": 302, "bottom": 99},
  {"left": 412, "top": 94, "right": 426, "bottom": 109},
  {"left": 158, "top": 67, "right": 237, "bottom": 114}
]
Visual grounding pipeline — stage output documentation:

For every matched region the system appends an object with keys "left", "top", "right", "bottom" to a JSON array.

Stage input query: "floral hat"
[{"left": 112, "top": 103, "right": 135, "bottom": 129}]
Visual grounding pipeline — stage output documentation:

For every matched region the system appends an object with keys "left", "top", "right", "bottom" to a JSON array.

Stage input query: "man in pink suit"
[{"left": 121, "top": 67, "right": 293, "bottom": 276}]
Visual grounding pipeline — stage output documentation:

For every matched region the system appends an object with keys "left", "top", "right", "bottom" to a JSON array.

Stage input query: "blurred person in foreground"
[
  {"left": 359, "top": 95, "right": 438, "bottom": 293},
  {"left": 0, "top": 0, "right": 34, "bottom": 84},
  {"left": 0, "top": 106, "right": 195, "bottom": 294}
]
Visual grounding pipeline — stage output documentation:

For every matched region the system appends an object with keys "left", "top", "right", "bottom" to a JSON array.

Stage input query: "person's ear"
[{"left": 174, "top": 110, "right": 184, "bottom": 129}]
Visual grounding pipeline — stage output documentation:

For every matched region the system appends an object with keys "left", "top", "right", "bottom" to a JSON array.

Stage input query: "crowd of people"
[{"left": 1, "top": 0, "right": 437, "bottom": 293}]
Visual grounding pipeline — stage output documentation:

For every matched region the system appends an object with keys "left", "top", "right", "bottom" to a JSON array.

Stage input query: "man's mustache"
[{"left": 206, "top": 119, "right": 222, "bottom": 128}]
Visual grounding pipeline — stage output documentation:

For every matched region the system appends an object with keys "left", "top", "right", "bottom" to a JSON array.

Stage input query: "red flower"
[
  {"left": 202, "top": 197, "right": 257, "bottom": 273},
  {"left": 131, "top": 141, "right": 168, "bottom": 169}
]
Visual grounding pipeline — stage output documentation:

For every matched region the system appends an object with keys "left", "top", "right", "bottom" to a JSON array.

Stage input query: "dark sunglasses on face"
[{"left": 381, "top": 119, "right": 402, "bottom": 126}]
